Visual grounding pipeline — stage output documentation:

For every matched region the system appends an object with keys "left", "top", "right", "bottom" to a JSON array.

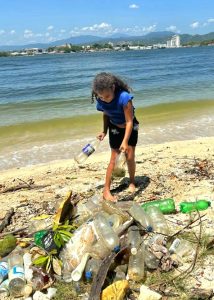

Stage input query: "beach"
[{"left": 1, "top": 136, "right": 214, "bottom": 215}]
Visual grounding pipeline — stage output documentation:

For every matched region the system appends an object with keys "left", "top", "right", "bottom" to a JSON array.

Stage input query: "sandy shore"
[{"left": 0, "top": 136, "right": 214, "bottom": 215}]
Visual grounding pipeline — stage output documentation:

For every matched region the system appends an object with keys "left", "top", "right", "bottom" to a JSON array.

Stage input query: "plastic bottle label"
[
  {"left": 0, "top": 262, "right": 8, "bottom": 278},
  {"left": 82, "top": 144, "right": 95, "bottom": 157},
  {"left": 9, "top": 266, "right": 25, "bottom": 280}
]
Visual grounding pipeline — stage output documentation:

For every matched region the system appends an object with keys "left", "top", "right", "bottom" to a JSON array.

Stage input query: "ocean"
[{"left": 0, "top": 46, "right": 214, "bottom": 170}]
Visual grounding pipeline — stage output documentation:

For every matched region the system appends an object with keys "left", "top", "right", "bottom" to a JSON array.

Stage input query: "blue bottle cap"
[
  {"left": 114, "top": 245, "right": 120, "bottom": 253},
  {"left": 85, "top": 271, "right": 92, "bottom": 280},
  {"left": 146, "top": 225, "right": 153, "bottom": 232}
]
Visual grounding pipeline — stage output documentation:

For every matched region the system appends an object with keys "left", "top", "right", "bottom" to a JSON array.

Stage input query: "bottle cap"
[
  {"left": 131, "top": 248, "right": 137, "bottom": 255},
  {"left": 114, "top": 245, "right": 120, "bottom": 253},
  {"left": 85, "top": 271, "right": 92, "bottom": 280},
  {"left": 146, "top": 226, "right": 153, "bottom": 232}
]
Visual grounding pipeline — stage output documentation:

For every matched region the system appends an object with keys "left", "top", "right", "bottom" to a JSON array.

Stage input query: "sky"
[{"left": 0, "top": 0, "right": 214, "bottom": 46}]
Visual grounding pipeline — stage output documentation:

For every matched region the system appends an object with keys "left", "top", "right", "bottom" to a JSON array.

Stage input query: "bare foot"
[
  {"left": 103, "top": 191, "right": 118, "bottom": 202},
  {"left": 128, "top": 183, "right": 136, "bottom": 193}
]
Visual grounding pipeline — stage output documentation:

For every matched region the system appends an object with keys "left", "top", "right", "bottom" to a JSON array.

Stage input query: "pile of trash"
[{"left": 0, "top": 190, "right": 213, "bottom": 300}]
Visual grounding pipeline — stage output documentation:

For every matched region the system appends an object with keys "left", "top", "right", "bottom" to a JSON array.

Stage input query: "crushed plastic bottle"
[
  {"left": 146, "top": 206, "right": 169, "bottom": 235},
  {"left": 0, "top": 279, "right": 9, "bottom": 297},
  {"left": 180, "top": 199, "right": 211, "bottom": 213},
  {"left": 144, "top": 247, "right": 159, "bottom": 269},
  {"left": 141, "top": 198, "right": 176, "bottom": 214},
  {"left": 112, "top": 152, "right": 126, "bottom": 178},
  {"left": 74, "top": 138, "right": 100, "bottom": 164},
  {"left": 129, "top": 203, "right": 154, "bottom": 232},
  {"left": 76, "top": 195, "right": 102, "bottom": 223}
]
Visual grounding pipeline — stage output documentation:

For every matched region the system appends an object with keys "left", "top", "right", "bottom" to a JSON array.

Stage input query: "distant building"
[{"left": 166, "top": 35, "right": 180, "bottom": 48}]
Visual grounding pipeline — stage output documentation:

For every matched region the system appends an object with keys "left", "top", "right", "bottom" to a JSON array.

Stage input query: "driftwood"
[
  {"left": 0, "top": 208, "right": 14, "bottom": 233},
  {"left": 0, "top": 226, "right": 28, "bottom": 238},
  {"left": 88, "top": 246, "right": 128, "bottom": 300},
  {"left": 0, "top": 184, "right": 50, "bottom": 194}
]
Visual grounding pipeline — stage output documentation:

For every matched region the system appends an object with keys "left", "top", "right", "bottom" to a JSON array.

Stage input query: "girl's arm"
[
  {"left": 120, "top": 101, "right": 133, "bottom": 152},
  {"left": 97, "top": 113, "right": 109, "bottom": 140}
]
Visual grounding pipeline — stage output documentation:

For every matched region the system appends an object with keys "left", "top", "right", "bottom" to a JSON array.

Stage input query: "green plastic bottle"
[
  {"left": 141, "top": 198, "right": 176, "bottom": 214},
  {"left": 180, "top": 200, "right": 211, "bottom": 213}
]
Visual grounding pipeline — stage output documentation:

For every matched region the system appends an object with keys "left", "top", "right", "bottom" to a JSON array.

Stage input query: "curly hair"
[{"left": 91, "top": 72, "right": 131, "bottom": 103}]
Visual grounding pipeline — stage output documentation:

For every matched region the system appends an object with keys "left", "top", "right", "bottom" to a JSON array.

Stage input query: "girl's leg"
[
  {"left": 126, "top": 146, "right": 136, "bottom": 192},
  {"left": 103, "top": 148, "right": 119, "bottom": 201}
]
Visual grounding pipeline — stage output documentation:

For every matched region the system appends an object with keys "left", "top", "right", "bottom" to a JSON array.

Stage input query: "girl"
[{"left": 92, "top": 72, "right": 139, "bottom": 202}]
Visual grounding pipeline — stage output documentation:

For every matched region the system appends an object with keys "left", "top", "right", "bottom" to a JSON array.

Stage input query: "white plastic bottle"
[
  {"left": 146, "top": 206, "right": 169, "bottom": 235},
  {"left": 74, "top": 139, "right": 100, "bottom": 164},
  {"left": 129, "top": 203, "right": 154, "bottom": 232},
  {"left": 8, "top": 250, "right": 26, "bottom": 297}
]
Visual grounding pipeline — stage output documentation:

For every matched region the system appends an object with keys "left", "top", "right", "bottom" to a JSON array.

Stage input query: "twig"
[
  {"left": 0, "top": 226, "right": 28, "bottom": 238},
  {"left": 0, "top": 184, "right": 50, "bottom": 193},
  {"left": 0, "top": 208, "right": 14, "bottom": 232}
]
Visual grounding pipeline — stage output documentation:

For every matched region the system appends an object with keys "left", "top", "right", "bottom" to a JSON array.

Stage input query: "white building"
[{"left": 167, "top": 35, "right": 180, "bottom": 48}]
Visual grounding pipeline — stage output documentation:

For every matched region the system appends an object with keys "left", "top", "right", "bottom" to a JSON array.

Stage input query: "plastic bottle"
[
  {"left": 76, "top": 195, "right": 102, "bottom": 223},
  {"left": 144, "top": 247, "right": 159, "bottom": 270},
  {"left": 127, "top": 226, "right": 142, "bottom": 255},
  {"left": 146, "top": 206, "right": 169, "bottom": 235},
  {"left": 71, "top": 252, "right": 90, "bottom": 282},
  {"left": 74, "top": 138, "right": 100, "bottom": 164},
  {"left": 141, "top": 198, "right": 176, "bottom": 214},
  {"left": 127, "top": 245, "right": 145, "bottom": 281},
  {"left": 8, "top": 250, "right": 26, "bottom": 297},
  {"left": 0, "top": 262, "right": 8, "bottom": 284},
  {"left": 23, "top": 253, "right": 33, "bottom": 283},
  {"left": 180, "top": 200, "right": 211, "bottom": 213},
  {"left": 84, "top": 258, "right": 102, "bottom": 282},
  {"left": 0, "top": 279, "right": 9, "bottom": 297},
  {"left": 112, "top": 152, "right": 126, "bottom": 178},
  {"left": 31, "top": 267, "right": 50, "bottom": 290},
  {"left": 169, "top": 238, "right": 193, "bottom": 257},
  {"left": 129, "top": 203, "right": 154, "bottom": 232},
  {"left": 107, "top": 214, "right": 123, "bottom": 231},
  {"left": 93, "top": 213, "right": 120, "bottom": 252},
  {"left": 28, "top": 216, "right": 53, "bottom": 234}
]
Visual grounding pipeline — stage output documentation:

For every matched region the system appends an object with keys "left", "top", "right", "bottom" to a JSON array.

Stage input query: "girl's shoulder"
[{"left": 118, "top": 90, "right": 134, "bottom": 106}]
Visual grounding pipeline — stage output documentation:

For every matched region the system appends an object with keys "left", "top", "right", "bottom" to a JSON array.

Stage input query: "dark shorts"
[{"left": 109, "top": 117, "right": 139, "bottom": 149}]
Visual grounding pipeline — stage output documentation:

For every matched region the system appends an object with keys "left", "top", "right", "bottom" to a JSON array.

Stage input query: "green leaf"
[
  {"left": 58, "top": 230, "right": 73, "bottom": 237},
  {"left": 33, "top": 255, "right": 49, "bottom": 266},
  {"left": 54, "top": 233, "right": 62, "bottom": 248}
]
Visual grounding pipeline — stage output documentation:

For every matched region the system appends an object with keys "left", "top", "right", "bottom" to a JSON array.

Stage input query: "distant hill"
[{"left": 1, "top": 31, "right": 214, "bottom": 51}]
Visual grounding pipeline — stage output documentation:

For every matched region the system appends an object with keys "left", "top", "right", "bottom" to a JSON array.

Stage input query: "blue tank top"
[{"left": 96, "top": 91, "right": 134, "bottom": 125}]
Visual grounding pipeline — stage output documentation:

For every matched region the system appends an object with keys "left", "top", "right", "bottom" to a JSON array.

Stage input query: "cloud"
[
  {"left": 24, "top": 29, "right": 33, "bottom": 38},
  {"left": 166, "top": 25, "right": 177, "bottom": 31},
  {"left": 0, "top": 30, "right": 5, "bottom": 35},
  {"left": 60, "top": 29, "right": 66, "bottom": 33},
  {"left": 47, "top": 25, "right": 54, "bottom": 31},
  {"left": 190, "top": 22, "right": 200, "bottom": 29},
  {"left": 129, "top": 4, "right": 139, "bottom": 9},
  {"left": 207, "top": 18, "right": 214, "bottom": 23},
  {"left": 81, "top": 22, "right": 113, "bottom": 33},
  {"left": 10, "top": 30, "right": 16, "bottom": 35}
]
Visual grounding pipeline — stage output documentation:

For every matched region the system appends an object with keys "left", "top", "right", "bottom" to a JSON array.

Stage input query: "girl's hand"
[
  {"left": 97, "top": 132, "right": 106, "bottom": 141},
  {"left": 119, "top": 141, "right": 129, "bottom": 153}
]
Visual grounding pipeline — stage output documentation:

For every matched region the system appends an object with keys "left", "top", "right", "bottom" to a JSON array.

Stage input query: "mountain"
[{"left": 1, "top": 31, "right": 214, "bottom": 51}]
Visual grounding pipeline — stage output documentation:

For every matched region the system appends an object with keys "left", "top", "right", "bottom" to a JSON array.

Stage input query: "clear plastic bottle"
[
  {"left": 169, "top": 238, "right": 193, "bottom": 257},
  {"left": 127, "top": 226, "right": 142, "bottom": 255},
  {"left": 0, "top": 262, "right": 8, "bottom": 284},
  {"left": 107, "top": 214, "right": 123, "bottom": 231},
  {"left": 8, "top": 250, "right": 26, "bottom": 297},
  {"left": 146, "top": 206, "right": 169, "bottom": 235},
  {"left": 112, "top": 152, "right": 126, "bottom": 178},
  {"left": 84, "top": 258, "right": 102, "bottom": 282},
  {"left": 28, "top": 216, "right": 53, "bottom": 234},
  {"left": 0, "top": 279, "right": 9, "bottom": 297},
  {"left": 92, "top": 213, "right": 120, "bottom": 252},
  {"left": 76, "top": 195, "right": 102, "bottom": 223},
  {"left": 144, "top": 247, "right": 159, "bottom": 269},
  {"left": 127, "top": 245, "right": 145, "bottom": 281},
  {"left": 74, "top": 139, "right": 100, "bottom": 164},
  {"left": 129, "top": 203, "right": 154, "bottom": 232}
]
